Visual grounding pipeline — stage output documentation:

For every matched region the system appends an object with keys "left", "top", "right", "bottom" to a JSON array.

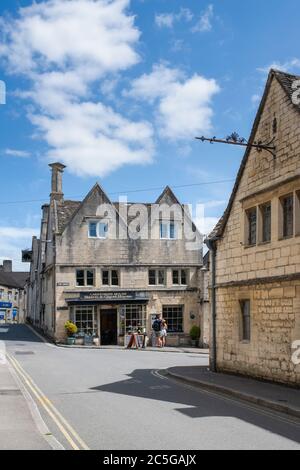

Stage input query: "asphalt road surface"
[{"left": 1, "top": 324, "right": 300, "bottom": 450}]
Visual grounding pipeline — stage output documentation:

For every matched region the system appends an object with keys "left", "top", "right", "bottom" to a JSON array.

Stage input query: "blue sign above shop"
[{"left": 0, "top": 302, "right": 12, "bottom": 309}]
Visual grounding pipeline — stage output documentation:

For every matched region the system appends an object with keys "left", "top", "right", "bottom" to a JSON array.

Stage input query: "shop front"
[
  {"left": 66, "top": 291, "right": 149, "bottom": 346},
  {"left": 0, "top": 302, "right": 12, "bottom": 323}
]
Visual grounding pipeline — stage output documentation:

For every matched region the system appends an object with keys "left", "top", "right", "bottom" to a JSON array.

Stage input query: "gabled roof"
[
  {"left": 0, "top": 271, "right": 29, "bottom": 289},
  {"left": 208, "top": 69, "right": 300, "bottom": 240},
  {"left": 53, "top": 184, "right": 189, "bottom": 235},
  {"left": 155, "top": 185, "right": 181, "bottom": 205}
]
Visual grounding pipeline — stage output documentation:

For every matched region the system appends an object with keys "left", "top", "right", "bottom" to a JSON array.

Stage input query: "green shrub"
[
  {"left": 190, "top": 325, "right": 201, "bottom": 341},
  {"left": 64, "top": 321, "right": 78, "bottom": 337}
]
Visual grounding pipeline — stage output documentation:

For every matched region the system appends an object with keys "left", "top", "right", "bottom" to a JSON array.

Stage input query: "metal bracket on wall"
[{"left": 196, "top": 133, "right": 276, "bottom": 159}]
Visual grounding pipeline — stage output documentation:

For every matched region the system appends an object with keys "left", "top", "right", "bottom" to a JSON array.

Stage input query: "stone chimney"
[
  {"left": 3, "top": 260, "right": 12, "bottom": 272},
  {"left": 49, "top": 162, "right": 66, "bottom": 202}
]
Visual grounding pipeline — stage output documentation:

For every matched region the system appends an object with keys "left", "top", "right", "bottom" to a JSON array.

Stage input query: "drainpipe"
[{"left": 204, "top": 237, "right": 220, "bottom": 373}]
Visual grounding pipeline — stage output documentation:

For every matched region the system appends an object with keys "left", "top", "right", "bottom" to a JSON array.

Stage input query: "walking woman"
[{"left": 161, "top": 319, "right": 168, "bottom": 347}]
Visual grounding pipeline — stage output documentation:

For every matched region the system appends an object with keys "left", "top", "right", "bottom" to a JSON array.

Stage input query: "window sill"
[
  {"left": 257, "top": 240, "right": 271, "bottom": 246},
  {"left": 244, "top": 244, "right": 256, "bottom": 249},
  {"left": 278, "top": 235, "right": 293, "bottom": 241},
  {"left": 240, "top": 340, "right": 251, "bottom": 344}
]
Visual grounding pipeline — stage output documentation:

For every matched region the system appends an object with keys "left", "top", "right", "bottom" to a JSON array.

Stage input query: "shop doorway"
[{"left": 100, "top": 309, "right": 118, "bottom": 345}]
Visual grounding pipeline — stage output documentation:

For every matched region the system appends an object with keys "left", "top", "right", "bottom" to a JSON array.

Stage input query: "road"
[{"left": 1, "top": 324, "right": 300, "bottom": 450}]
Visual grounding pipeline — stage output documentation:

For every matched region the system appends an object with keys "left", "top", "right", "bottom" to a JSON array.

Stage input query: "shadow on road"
[
  {"left": 90, "top": 368, "right": 300, "bottom": 445},
  {"left": 0, "top": 324, "right": 43, "bottom": 343}
]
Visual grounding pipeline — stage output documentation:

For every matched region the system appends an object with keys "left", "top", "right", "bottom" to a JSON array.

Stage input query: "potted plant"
[
  {"left": 75, "top": 330, "right": 85, "bottom": 345},
  {"left": 64, "top": 321, "right": 78, "bottom": 345},
  {"left": 189, "top": 325, "right": 201, "bottom": 348}
]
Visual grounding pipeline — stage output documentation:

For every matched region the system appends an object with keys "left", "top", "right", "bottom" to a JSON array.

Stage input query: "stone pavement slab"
[{"left": 166, "top": 366, "right": 300, "bottom": 419}]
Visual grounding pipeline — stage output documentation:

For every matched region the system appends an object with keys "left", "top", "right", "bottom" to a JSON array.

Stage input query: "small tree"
[{"left": 64, "top": 321, "right": 78, "bottom": 337}]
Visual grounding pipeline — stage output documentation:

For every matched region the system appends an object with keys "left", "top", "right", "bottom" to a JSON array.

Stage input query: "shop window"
[
  {"left": 162, "top": 305, "right": 183, "bottom": 333},
  {"left": 240, "top": 300, "right": 251, "bottom": 342},
  {"left": 76, "top": 269, "right": 95, "bottom": 287},
  {"left": 0, "top": 289, "right": 4, "bottom": 299},
  {"left": 121, "top": 304, "right": 146, "bottom": 335},
  {"left": 75, "top": 306, "right": 98, "bottom": 336},
  {"left": 172, "top": 269, "right": 187, "bottom": 285}
]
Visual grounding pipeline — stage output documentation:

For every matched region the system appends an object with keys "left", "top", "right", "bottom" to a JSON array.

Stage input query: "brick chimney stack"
[
  {"left": 3, "top": 260, "right": 12, "bottom": 272},
  {"left": 49, "top": 162, "right": 66, "bottom": 202}
]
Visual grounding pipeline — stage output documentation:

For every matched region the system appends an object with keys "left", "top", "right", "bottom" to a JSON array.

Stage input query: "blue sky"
[{"left": 0, "top": 0, "right": 300, "bottom": 269}]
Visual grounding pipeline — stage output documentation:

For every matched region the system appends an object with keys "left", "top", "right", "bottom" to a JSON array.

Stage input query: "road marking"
[
  {"left": 7, "top": 353, "right": 90, "bottom": 450},
  {"left": 7, "top": 359, "right": 64, "bottom": 450},
  {"left": 151, "top": 369, "right": 169, "bottom": 380},
  {"left": 156, "top": 370, "right": 300, "bottom": 428}
]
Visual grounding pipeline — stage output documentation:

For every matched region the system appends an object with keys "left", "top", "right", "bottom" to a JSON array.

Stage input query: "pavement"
[
  {"left": 0, "top": 338, "right": 52, "bottom": 450},
  {"left": 57, "top": 342, "right": 209, "bottom": 355},
  {"left": 166, "top": 366, "right": 300, "bottom": 419},
  {"left": 1, "top": 324, "right": 300, "bottom": 450}
]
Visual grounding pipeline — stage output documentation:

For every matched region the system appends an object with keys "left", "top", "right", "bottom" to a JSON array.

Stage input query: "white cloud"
[
  {"left": 194, "top": 216, "right": 219, "bottom": 237},
  {"left": 155, "top": 13, "right": 175, "bottom": 29},
  {"left": 251, "top": 94, "right": 261, "bottom": 105},
  {"left": 0, "top": 226, "right": 39, "bottom": 271},
  {"left": 155, "top": 8, "right": 193, "bottom": 29},
  {"left": 0, "top": 0, "right": 155, "bottom": 177},
  {"left": 4, "top": 149, "right": 30, "bottom": 158},
  {"left": 126, "top": 63, "right": 219, "bottom": 140},
  {"left": 192, "top": 4, "right": 214, "bottom": 33},
  {"left": 257, "top": 58, "right": 300, "bottom": 75}
]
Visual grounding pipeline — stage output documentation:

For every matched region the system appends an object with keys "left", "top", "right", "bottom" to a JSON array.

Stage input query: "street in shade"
[{"left": 0, "top": 324, "right": 299, "bottom": 451}]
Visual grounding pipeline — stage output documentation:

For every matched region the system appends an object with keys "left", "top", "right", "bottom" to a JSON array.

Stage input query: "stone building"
[
  {"left": 25, "top": 162, "right": 207, "bottom": 346},
  {"left": 0, "top": 260, "right": 28, "bottom": 323},
  {"left": 207, "top": 69, "right": 300, "bottom": 386}
]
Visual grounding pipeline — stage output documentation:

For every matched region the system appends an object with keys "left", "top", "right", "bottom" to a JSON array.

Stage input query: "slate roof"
[
  {"left": 56, "top": 200, "right": 81, "bottom": 233},
  {"left": 0, "top": 271, "right": 29, "bottom": 289},
  {"left": 54, "top": 185, "right": 189, "bottom": 234},
  {"left": 207, "top": 69, "right": 300, "bottom": 241}
]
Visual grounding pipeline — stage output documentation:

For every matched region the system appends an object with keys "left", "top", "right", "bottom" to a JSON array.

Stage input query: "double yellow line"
[{"left": 7, "top": 352, "right": 89, "bottom": 451}]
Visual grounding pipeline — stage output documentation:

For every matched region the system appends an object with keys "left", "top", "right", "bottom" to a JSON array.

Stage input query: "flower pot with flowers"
[{"left": 64, "top": 321, "right": 78, "bottom": 345}]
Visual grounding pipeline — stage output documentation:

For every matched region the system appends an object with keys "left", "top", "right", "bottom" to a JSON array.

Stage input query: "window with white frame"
[
  {"left": 148, "top": 269, "right": 166, "bottom": 286},
  {"left": 0, "top": 289, "right": 4, "bottom": 299},
  {"left": 76, "top": 269, "right": 95, "bottom": 287},
  {"left": 172, "top": 269, "right": 187, "bottom": 286},
  {"left": 160, "top": 221, "right": 176, "bottom": 239},
  {"left": 162, "top": 305, "right": 183, "bottom": 333},
  {"left": 102, "top": 269, "right": 119, "bottom": 286},
  {"left": 75, "top": 306, "right": 98, "bottom": 336},
  {"left": 88, "top": 221, "right": 108, "bottom": 239}
]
